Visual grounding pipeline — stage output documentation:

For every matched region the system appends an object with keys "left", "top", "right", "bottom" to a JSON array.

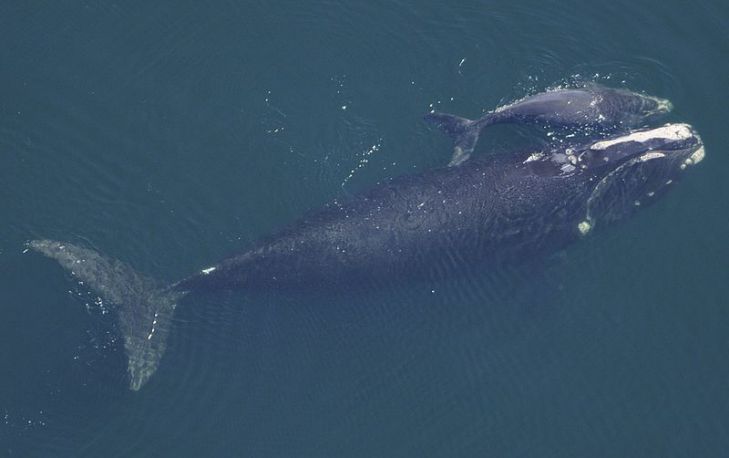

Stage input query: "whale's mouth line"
[
  {"left": 577, "top": 131, "right": 704, "bottom": 237},
  {"left": 579, "top": 154, "right": 647, "bottom": 235}
]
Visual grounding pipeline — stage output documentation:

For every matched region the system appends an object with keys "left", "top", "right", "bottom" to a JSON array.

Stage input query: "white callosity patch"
[
  {"left": 685, "top": 146, "right": 705, "bottom": 166},
  {"left": 577, "top": 220, "right": 592, "bottom": 235},
  {"left": 638, "top": 151, "right": 666, "bottom": 162},
  {"left": 589, "top": 123, "right": 693, "bottom": 150},
  {"left": 680, "top": 145, "right": 705, "bottom": 169}
]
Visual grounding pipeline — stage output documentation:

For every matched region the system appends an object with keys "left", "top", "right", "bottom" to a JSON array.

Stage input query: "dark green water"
[{"left": 2, "top": 1, "right": 728, "bottom": 456}]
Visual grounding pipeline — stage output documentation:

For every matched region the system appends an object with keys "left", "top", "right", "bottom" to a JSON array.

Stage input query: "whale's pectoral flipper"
[
  {"left": 28, "top": 240, "right": 185, "bottom": 391},
  {"left": 424, "top": 112, "right": 493, "bottom": 166}
]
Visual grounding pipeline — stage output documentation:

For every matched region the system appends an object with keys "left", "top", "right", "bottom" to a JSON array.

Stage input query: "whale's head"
[
  {"left": 573, "top": 123, "right": 704, "bottom": 233},
  {"left": 601, "top": 87, "right": 673, "bottom": 125},
  {"left": 641, "top": 94, "right": 674, "bottom": 117}
]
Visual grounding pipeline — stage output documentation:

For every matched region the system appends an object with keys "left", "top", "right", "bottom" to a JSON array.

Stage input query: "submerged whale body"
[
  {"left": 425, "top": 84, "right": 673, "bottom": 165},
  {"left": 30, "top": 123, "right": 704, "bottom": 390}
]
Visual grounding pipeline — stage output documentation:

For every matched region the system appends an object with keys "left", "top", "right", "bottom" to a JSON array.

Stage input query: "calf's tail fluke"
[
  {"left": 424, "top": 111, "right": 497, "bottom": 166},
  {"left": 28, "top": 239, "right": 185, "bottom": 391}
]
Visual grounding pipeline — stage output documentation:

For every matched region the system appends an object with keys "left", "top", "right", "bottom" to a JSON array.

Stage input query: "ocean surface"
[{"left": 2, "top": 1, "right": 728, "bottom": 456}]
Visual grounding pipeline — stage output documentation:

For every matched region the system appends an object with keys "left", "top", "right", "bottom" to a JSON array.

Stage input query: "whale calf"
[
  {"left": 425, "top": 85, "right": 672, "bottom": 165},
  {"left": 30, "top": 123, "right": 704, "bottom": 390}
]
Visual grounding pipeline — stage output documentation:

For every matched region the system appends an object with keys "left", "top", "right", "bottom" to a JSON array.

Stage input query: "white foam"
[
  {"left": 590, "top": 124, "right": 693, "bottom": 150},
  {"left": 201, "top": 266, "right": 216, "bottom": 275}
]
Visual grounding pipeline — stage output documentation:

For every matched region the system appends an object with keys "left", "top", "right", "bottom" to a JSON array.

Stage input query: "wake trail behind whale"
[{"left": 28, "top": 239, "right": 184, "bottom": 391}]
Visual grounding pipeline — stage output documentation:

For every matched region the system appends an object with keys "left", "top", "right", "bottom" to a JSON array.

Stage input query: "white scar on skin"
[{"left": 523, "top": 152, "right": 544, "bottom": 163}]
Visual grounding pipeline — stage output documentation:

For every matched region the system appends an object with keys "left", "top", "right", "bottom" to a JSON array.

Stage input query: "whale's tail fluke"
[
  {"left": 424, "top": 111, "right": 497, "bottom": 166},
  {"left": 28, "top": 240, "right": 185, "bottom": 391}
]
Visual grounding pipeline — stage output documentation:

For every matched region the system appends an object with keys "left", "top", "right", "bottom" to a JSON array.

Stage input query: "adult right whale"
[
  {"left": 29, "top": 123, "right": 704, "bottom": 391},
  {"left": 426, "top": 84, "right": 673, "bottom": 165}
]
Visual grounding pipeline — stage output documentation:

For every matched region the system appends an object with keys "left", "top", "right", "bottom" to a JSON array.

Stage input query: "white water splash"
[{"left": 341, "top": 141, "right": 382, "bottom": 188}]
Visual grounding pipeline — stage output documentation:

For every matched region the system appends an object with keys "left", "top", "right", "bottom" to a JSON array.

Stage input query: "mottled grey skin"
[
  {"left": 30, "top": 124, "right": 703, "bottom": 390},
  {"left": 425, "top": 85, "right": 673, "bottom": 165},
  {"left": 486, "top": 86, "right": 670, "bottom": 127}
]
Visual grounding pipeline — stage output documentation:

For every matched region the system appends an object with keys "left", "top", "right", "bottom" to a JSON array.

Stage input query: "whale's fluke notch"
[
  {"left": 424, "top": 112, "right": 493, "bottom": 166},
  {"left": 28, "top": 239, "right": 185, "bottom": 391}
]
